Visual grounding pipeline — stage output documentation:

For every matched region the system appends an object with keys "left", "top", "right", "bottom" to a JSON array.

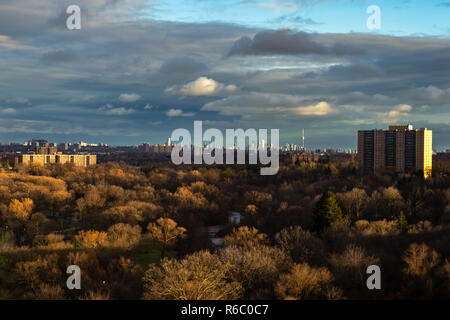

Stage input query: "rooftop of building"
[{"left": 358, "top": 125, "right": 430, "bottom": 132}]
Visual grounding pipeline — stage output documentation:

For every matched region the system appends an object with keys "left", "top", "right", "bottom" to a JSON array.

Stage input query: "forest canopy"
[{"left": 0, "top": 159, "right": 449, "bottom": 300}]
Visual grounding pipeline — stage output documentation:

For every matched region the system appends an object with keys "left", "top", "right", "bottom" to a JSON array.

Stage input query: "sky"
[{"left": 0, "top": 0, "right": 449, "bottom": 150}]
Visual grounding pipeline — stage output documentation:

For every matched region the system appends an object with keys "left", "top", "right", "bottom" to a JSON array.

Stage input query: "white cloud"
[
  {"left": 144, "top": 104, "right": 154, "bottom": 110},
  {"left": 166, "top": 77, "right": 237, "bottom": 96},
  {"left": 119, "top": 93, "right": 141, "bottom": 102},
  {"left": 294, "top": 101, "right": 333, "bottom": 116},
  {"left": 415, "top": 85, "right": 445, "bottom": 101},
  {"left": 384, "top": 104, "right": 412, "bottom": 122},
  {"left": 203, "top": 92, "right": 335, "bottom": 117},
  {"left": 0, "top": 35, "right": 33, "bottom": 50},
  {"left": 166, "top": 108, "right": 195, "bottom": 117},
  {"left": 97, "top": 104, "right": 135, "bottom": 115},
  {"left": 0, "top": 107, "right": 17, "bottom": 114},
  {"left": 394, "top": 104, "right": 412, "bottom": 112},
  {"left": 257, "top": 0, "right": 298, "bottom": 14},
  {"left": 387, "top": 110, "right": 401, "bottom": 118},
  {"left": 340, "top": 119, "right": 376, "bottom": 125},
  {"left": 69, "top": 95, "right": 96, "bottom": 103}
]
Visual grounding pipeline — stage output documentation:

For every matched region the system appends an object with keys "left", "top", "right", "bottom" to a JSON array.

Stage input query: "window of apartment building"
[
  {"left": 363, "top": 131, "right": 374, "bottom": 174},
  {"left": 385, "top": 131, "right": 396, "bottom": 167},
  {"left": 405, "top": 131, "right": 416, "bottom": 172}
]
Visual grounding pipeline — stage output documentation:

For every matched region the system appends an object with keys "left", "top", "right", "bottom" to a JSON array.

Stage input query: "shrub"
[
  {"left": 276, "top": 263, "right": 343, "bottom": 300},
  {"left": 353, "top": 219, "right": 399, "bottom": 235},
  {"left": 219, "top": 245, "right": 292, "bottom": 299},
  {"left": 143, "top": 251, "right": 242, "bottom": 300},
  {"left": 13, "top": 254, "right": 62, "bottom": 291},
  {"left": 74, "top": 230, "right": 107, "bottom": 248},
  {"left": 22, "top": 283, "right": 64, "bottom": 300},
  {"left": 65, "top": 251, "right": 107, "bottom": 293},
  {"left": 224, "top": 226, "right": 268, "bottom": 248},
  {"left": 275, "top": 226, "right": 325, "bottom": 265},
  {"left": 106, "top": 257, "right": 143, "bottom": 299},
  {"left": 328, "top": 245, "right": 380, "bottom": 296},
  {"left": 402, "top": 242, "right": 440, "bottom": 278},
  {"left": 407, "top": 221, "right": 435, "bottom": 234},
  {"left": 79, "top": 290, "right": 111, "bottom": 300},
  {"left": 400, "top": 242, "right": 442, "bottom": 298},
  {"left": 106, "top": 223, "right": 141, "bottom": 248},
  {"left": 32, "top": 233, "right": 65, "bottom": 248}
]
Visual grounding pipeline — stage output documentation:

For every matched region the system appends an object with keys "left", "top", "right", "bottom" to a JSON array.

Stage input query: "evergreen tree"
[
  {"left": 3, "top": 160, "right": 11, "bottom": 170},
  {"left": 398, "top": 210, "right": 408, "bottom": 233},
  {"left": 314, "top": 191, "right": 343, "bottom": 232}
]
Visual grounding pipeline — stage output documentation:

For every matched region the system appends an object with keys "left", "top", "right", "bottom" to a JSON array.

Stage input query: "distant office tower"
[
  {"left": 167, "top": 137, "right": 172, "bottom": 146},
  {"left": 58, "top": 143, "right": 69, "bottom": 152},
  {"left": 35, "top": 146, "right": 57, "bottom": 155},
  {"left": 301, "top": 129, "right": 305, "bottom": 150},
  {"left": 358, "top": 125, "right": 432, "bottom": 178},
  {"left": 29, "top": 139, "right": 49, "bottom": 148}
]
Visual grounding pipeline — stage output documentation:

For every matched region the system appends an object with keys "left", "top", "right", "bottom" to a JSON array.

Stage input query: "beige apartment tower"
[{"left": 358, "top": 125, "right": 432, "bottom": 178}]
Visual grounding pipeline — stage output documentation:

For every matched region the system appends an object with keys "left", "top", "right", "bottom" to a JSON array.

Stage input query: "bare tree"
[{"left": 147, "top": 217, "right": 186, "bottom": 257}]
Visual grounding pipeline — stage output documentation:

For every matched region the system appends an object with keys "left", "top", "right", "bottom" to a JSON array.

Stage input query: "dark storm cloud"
[
  {"left": 327, "top": 63, "right": 383, "bottom": 77},
  {"left": 227, "top": 30, "right": 366, "bottom": 57},
  {"left": 40, "top": 50, "right": 79, "bottom": 64},
  {"left": 216, "top": 29, "right": 450, "bottom": 147},
  {"left": 0, "top": 0, "right": 152, "bottom": 38},
  {"left": 46, "top": 6, "right": 73, "bottom": 30},
  {"left": 151, "top": 57, "right": 210, "bottom": 86},
  {"left": 159, "top": 58, "right": 208, "bottom": 74}
]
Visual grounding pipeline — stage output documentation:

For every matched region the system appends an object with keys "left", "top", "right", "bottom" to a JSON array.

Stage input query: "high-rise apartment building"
[{"left": 358, "top": 125, "right": 432, "bottom": 178}]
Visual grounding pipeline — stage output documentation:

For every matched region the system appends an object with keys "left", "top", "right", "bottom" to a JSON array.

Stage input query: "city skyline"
[
  {"left": 1, "top": 122, "right": 448, "bottom": 153},
  {"left": 0, "top": 1, "right": 450, "bottom": 149}
]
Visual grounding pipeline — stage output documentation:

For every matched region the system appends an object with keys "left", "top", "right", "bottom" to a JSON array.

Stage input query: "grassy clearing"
[{"left": 132, "top": 237, "right": 175, "bottom": 271}]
